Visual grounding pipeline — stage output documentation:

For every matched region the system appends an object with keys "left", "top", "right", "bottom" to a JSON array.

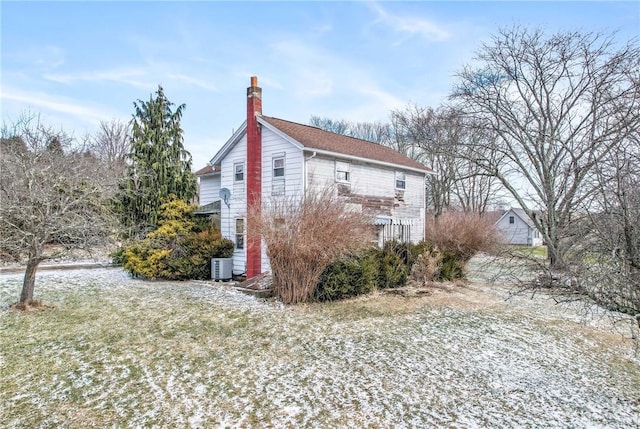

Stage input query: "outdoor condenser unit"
[{"left": 211, "top": 258, "right": 233, "bottom": 281}]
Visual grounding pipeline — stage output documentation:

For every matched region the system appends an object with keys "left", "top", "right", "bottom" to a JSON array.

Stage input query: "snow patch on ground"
[{"left": 1, "top": 267, "right": 638, "bottom": 428}]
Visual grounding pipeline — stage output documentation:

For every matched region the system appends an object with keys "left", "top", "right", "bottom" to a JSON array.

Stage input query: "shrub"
[
  {"left": 383, "top": 240, "right": 412, "bottom": 266},
  {"left": 252, "top": 186, "right": 372, "bottom": 304},
  {"left": 425, "top": 211, "right": 500, "bottom": 262},
  {"left": 409, "top": 244, "right": 467, "bottom": 283},
  {"left": 375, "top": 248, "right": 408, "bottom": 289},
  {"left": 438, "top": 250, "right": 466, "bottom": 281},
  {"left": 168, "top": 230, "right": 234, "bottom": 279},
  {"left": 315, "top": 252, "right": 378, "bottom": 301},
  {"left": 121, "top": 199, "right": 233, "bottom": 280},
  {"left": 410, "top": 250, "right": 443, "bottom": 283}
]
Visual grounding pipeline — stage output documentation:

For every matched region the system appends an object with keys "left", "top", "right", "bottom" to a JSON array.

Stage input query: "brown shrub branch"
[{"left": 250, "top": 186, "right": 372, "bottom": 304}]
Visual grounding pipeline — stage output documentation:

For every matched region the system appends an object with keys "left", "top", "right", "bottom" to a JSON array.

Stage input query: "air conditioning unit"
[{"left": 211, "top": 258, "right": 233, "bottom": 281}]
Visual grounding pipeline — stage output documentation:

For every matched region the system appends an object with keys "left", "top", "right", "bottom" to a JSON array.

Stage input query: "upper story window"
[
  {"left": 509, "top": 215, "right": 515, "bottom": 224},
  {"left": 335, "top": 161, "right": 350, "bottom": 183},
  {"left": 234, "top": 162, "right": 244, "bottom": 182},
  {"left": 273, "top": 155, "right": 285, "bottom": 178},
  {"left": 395, "top": 171, "right": 406, "bottom": 190}
]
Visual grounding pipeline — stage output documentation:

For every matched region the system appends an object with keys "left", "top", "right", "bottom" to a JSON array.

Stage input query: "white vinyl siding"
[
  {"left": 198, "top": 174, "right": 221, "bottom": 205},
  {"left": 220, "top": 134, "right": 247, "bottom": 275},
  {"left": 306, "top": 155, "right": 426, "bottom": 243},
  {"left": 260, "top": 127, "right": 304, "bottom": 272}
]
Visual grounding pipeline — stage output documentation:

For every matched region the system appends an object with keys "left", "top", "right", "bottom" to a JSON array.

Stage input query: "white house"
[
  {"left": 197, "top": 76, "right": 433, "bottom": 278},
  {"left": 495, "top": 207, "right": 543, "bottom": 246}
]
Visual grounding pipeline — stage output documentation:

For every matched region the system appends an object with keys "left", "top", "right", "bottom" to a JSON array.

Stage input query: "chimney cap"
[{"left": 250, "top": 76, "right": 258, "bottom": 87}]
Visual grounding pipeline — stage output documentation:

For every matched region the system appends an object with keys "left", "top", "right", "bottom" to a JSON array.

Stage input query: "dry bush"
[
  {"left": 410, "top": 251, "right": 443, "bottom": 283},
  {"left": 426, "top": 211, "right": 501, "bottom": 262},
  {"left": 250, "top": 186, "right": 372, "bottom": 304}
]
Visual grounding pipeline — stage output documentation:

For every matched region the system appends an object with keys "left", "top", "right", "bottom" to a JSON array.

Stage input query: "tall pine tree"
[{"left": 119, "top": 85, "right": 196, "bottom": 238}]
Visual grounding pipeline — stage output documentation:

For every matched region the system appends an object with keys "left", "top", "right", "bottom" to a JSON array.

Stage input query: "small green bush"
[
  {"left": 315, "top": 252, "right": 377, "bottom": 301},
  {"left": 383, "top": 241, "right": 412, "bottom": 266},
  {"left": 315, "top": 247, "right": 409, "bottom": 301},
  {"left": 375, "top": 248, "right": 408, "bottom": 289},
  {"left": 438, "top": 250, "right": 465, "bottom": 281}
]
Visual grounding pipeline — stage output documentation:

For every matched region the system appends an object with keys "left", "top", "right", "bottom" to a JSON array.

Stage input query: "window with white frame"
[
  {"left": 509, "top": 216, "right": 515, "bottom": 224},
  {"left": 335, "top": 160, "right": 350, "bottom": 183},
  {"left": 234, "top": 163, "right": 244, "bottom": 182},
  {"left": 272, "top": 154, "right": 285, "bottom": 195},
  {"left": 273, "top": 155, "right": 285, "bottom": 177},
  {"left": 235, "top": 218, "right": 244, "bottom": 249},
  {"left": 395, "top": 171, "right": 406, "bottom": 190}
]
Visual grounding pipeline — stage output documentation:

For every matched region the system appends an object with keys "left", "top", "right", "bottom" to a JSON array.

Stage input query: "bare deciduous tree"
[
  {"left": 88, "top": 119, "right": 130, "bottom": 175},
  {"left": 452, "top": 27, "right": 640, "bottom": 270},
  {"left": 577, "top": 134, "right": 640, "bottom": 313},
  {"left": 0, "top": 115, "right": 116, "bottom": 308},
  {"left": 391, "top": 105, "right": 503, "bottom": 216},
  {"left": 309, "top": 115, "right": 393, "bottom": 145}
]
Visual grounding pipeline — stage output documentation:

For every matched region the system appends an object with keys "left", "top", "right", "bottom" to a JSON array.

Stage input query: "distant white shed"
[{"left": 495, "top": 208, "right": 543, "bottom": 246}]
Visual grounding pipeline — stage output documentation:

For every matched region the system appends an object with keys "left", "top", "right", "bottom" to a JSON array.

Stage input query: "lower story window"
[{"left": 235, "top": 218, "right": 244, "bottom": 249}]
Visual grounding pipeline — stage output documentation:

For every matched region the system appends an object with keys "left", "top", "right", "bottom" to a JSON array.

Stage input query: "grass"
[
  {"left": 1, "top": 267, "right": 639, "bottom": 428},
  {"left": 511, "top": 245, "right": 547, "bottom": 259}
]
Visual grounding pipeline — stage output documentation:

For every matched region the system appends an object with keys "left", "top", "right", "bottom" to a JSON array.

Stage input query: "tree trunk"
[
  {"left": 547, "top": 244, "right": 566, "bottom": 271},
  {"left": 20, "top": 258, "right": 40, "bottom": 305}
]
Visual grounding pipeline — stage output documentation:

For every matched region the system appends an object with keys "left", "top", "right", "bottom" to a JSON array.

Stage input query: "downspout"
[{"left": 303, "top": 151, "right": 317, "bottom": 192}]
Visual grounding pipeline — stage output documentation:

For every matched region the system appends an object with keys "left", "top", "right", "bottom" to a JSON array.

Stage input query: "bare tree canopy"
[
  {"left": 391, "top": 105, "right": 503, "bottom": 215},
  {"left": 309, "top": 115, "right": 392, "bottom": 145},
  {"left": 0, "top": 114, "right": 116, "bottom": 308},
  {"left": 452, "top": 27, "right": 640, "bottom": 269},
  {"left": 88, "top": 119, "right": 131, "bottom": 173}
]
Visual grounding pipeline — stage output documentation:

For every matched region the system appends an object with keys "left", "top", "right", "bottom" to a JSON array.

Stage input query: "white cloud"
[
  {"left": 267, "top": 38, "right": 405, "bottom": 120},
  {"left": 368, "top": 2, "right": 450, "bottom": 43},
  {"left": 5, "top": 45, "right": 66, "bottom": 71},
  {"left": 167, "top": 74, "right": 218, "bottom": 92},
  {"left": 1, "top": 88, "right": 117, "bottom": 127},
  {"left": 43, "top": 68, "right": 152, "bottom": 89},
  {"left": 43, "top": 66, "right": 220, "bottom": 92}
]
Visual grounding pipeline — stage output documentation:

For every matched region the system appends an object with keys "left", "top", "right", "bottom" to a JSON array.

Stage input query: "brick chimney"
[{"left": 246, "top": 76, "right": 262, "bottom": 278}]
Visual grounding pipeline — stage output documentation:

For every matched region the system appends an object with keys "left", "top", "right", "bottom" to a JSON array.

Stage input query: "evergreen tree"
[{"left": 118, "top": 85, "right": 196, "bottom": 238}]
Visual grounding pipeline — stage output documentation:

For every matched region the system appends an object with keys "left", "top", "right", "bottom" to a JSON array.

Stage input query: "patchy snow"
[{"left": 1, "top": 267, "right": 638, "bottom": 428}]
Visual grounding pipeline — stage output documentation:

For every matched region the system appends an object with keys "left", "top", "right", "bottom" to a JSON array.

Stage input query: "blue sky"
[{"left": 2, "top": 1, "right": 639, "bottom": 169}]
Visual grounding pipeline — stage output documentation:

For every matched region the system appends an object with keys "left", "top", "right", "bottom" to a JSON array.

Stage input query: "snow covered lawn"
[{"left": 1, "top": 267, "right": 638, "bottom": 428}]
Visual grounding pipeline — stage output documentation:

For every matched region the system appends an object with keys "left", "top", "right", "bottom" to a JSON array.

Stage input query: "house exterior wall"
[
  {"left": 212, "top": 130, "right": 427, "bottom": 277},
  {"left": 259, "top": 126, "right": 304, "bottom": 272},
  {"left": 218, "top": 127, "right": 305, "bottom": 275},
  {"left": 198, "top": 174, "right": 221, "bottom": 205},
  {"left": 220, "top": 134, "right": 248, "bottom": 275},
  {"left": 305, "top": 155, "right": 425, "bottom": 243},
  {"left": 496, "top": 210, "right": 542, "bottom": 246}
]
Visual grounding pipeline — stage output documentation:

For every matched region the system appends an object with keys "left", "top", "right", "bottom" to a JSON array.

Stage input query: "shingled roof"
[
  {"left": 194, "top": 164, "right": 220, "bottom": 176},
  {"left": 260, "top": 116, "right": 432, "bottom": 173}
]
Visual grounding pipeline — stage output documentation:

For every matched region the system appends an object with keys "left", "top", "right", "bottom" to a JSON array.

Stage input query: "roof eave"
[
  {"left": 197, "top": 170, "right": 221, "bottom": 178},
  {"left": 257, "top": 117, "right": 305, "bottom": 150},
  {"left": 210, "top": 121, "right": 248, "bottom": 165},
  {"left": 302, "top": 148, "right": 433, "bottom": 175}
]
